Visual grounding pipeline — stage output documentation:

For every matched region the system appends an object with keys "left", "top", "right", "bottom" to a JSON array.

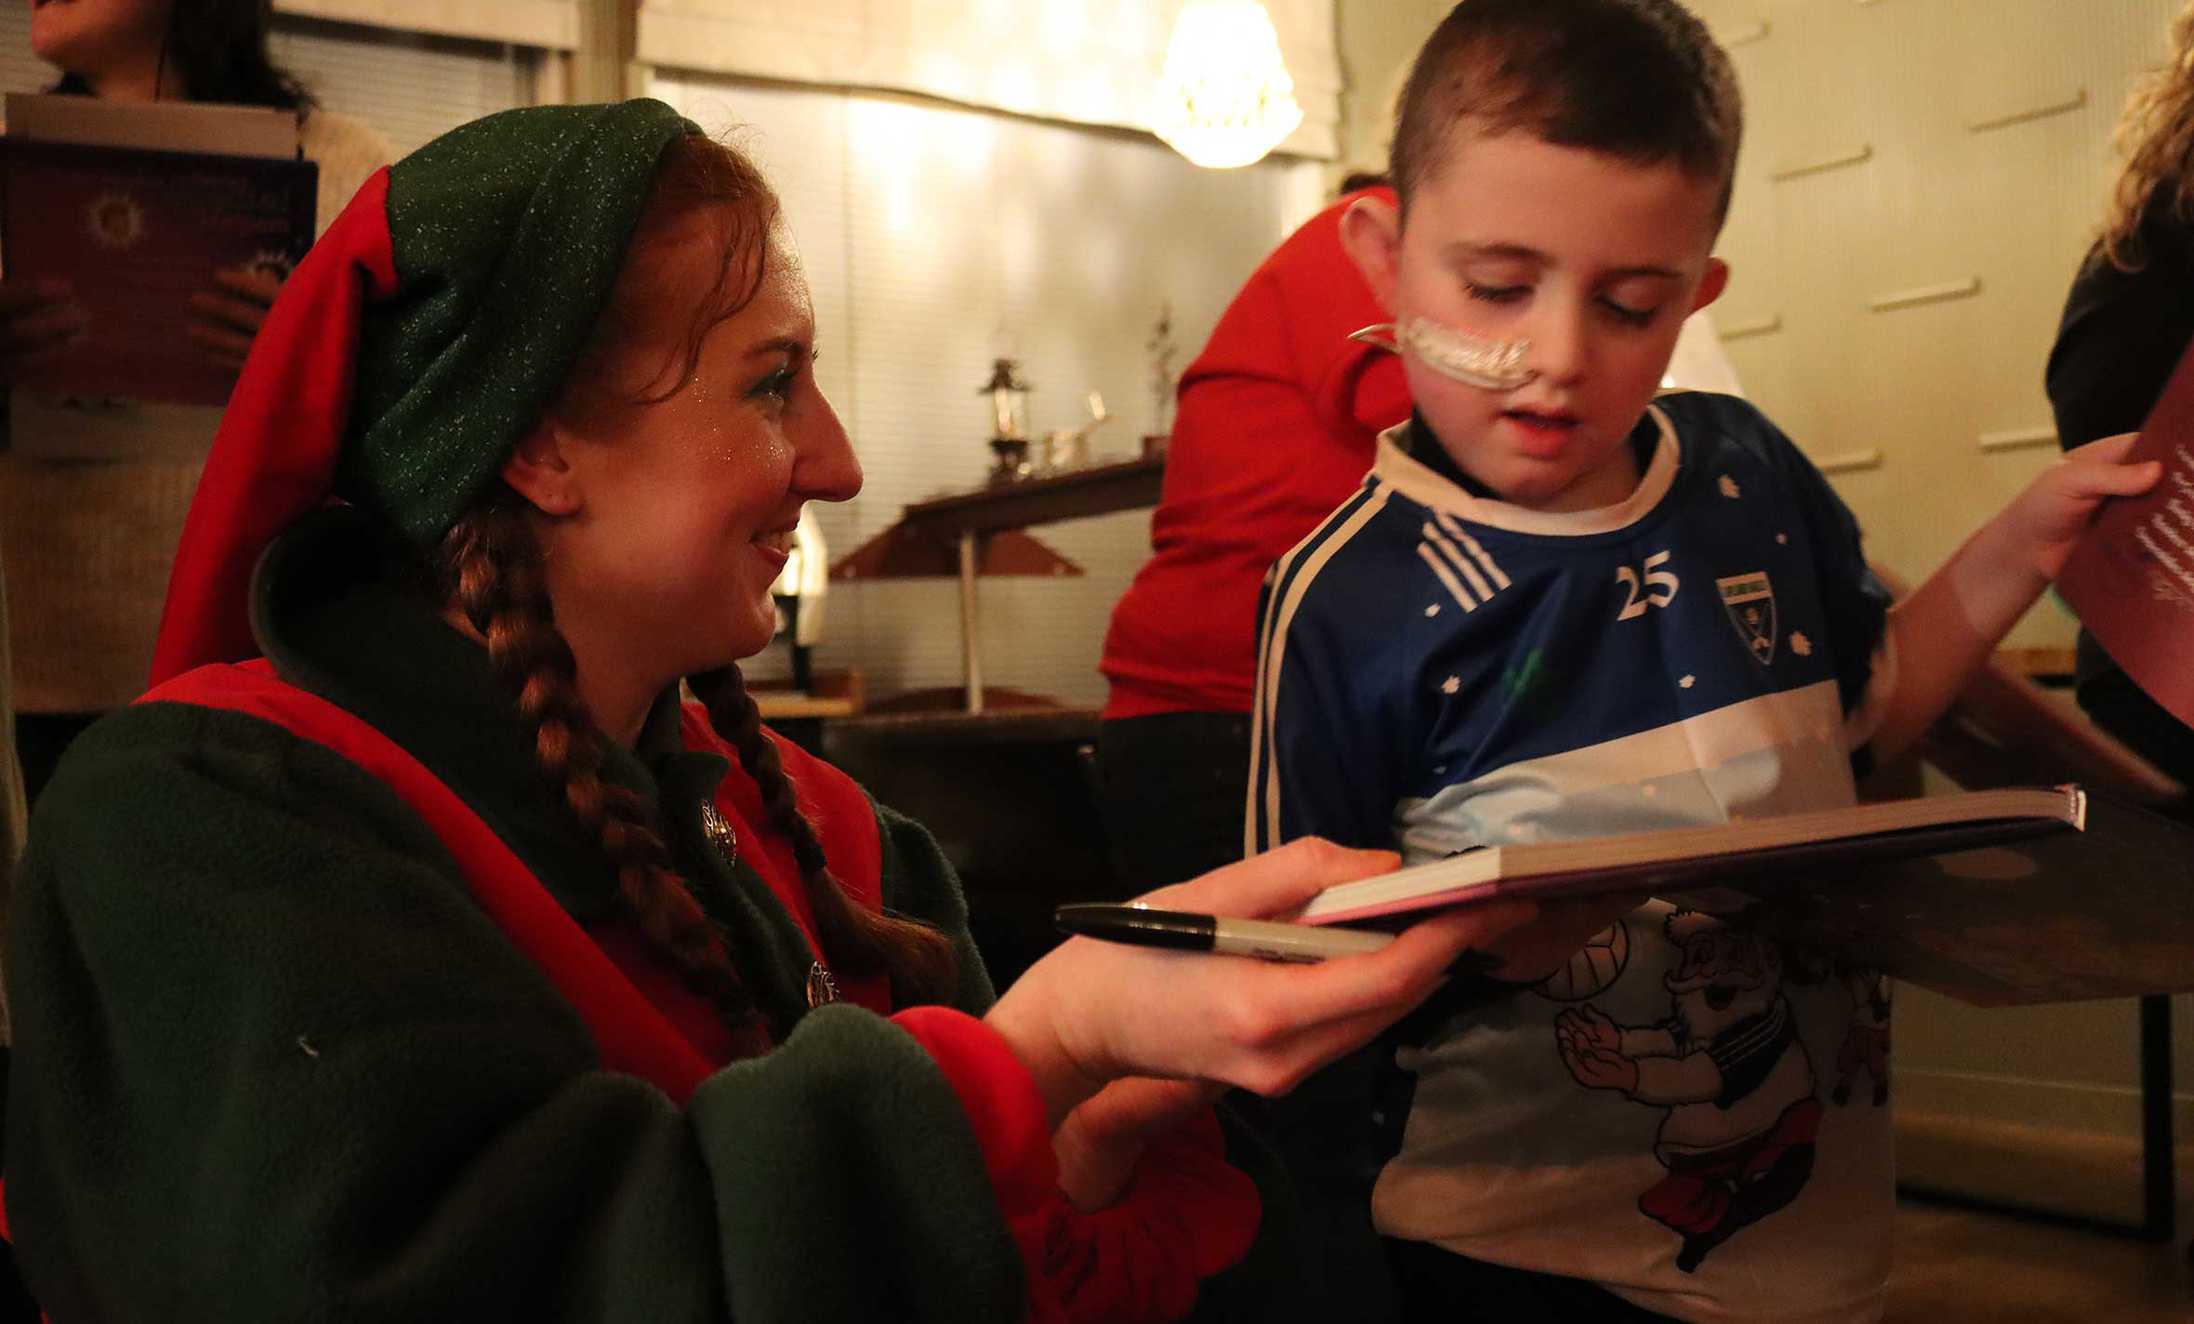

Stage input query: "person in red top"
[{"left": 1099, "top": 185, "right": 1411, "bottom": 893}]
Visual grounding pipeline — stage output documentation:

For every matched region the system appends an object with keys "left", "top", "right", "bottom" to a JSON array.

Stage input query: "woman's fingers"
[
  {"left": 210, "top": 266, "right": 284, "bottom": 306},
  {"left": 189, "top": 269, "right": 283, "bottom": 359},
  {"left": 997, "top": 848, "right": 1556, "bottom": 1119},
  {"left": 1191, "top": 900, "right": 1537, "bottom": 1077},
  {"left": 1071, "top": 1076, "right": 1225, "bottom": 1144},
  {"left": 186, "top": 321, "right": 254, "bottom": 370},
  {"left": 1054, "top": 1076, "right": 1225, "bottom": 1211},
  {"left": 0, "top": 277, "right": 72, "bottom": 317},
  {"left": 0, "top": 294, "right": 89, "bottom": 381},
  {"left": 0, "top": 300, "right": 89, "bottom": 358},
  {"left": 188, "top": 288, "right": 273, "bottom": 336},
  {"left": 1139, "top": 837, "right": 1402, "bottom": 918}
]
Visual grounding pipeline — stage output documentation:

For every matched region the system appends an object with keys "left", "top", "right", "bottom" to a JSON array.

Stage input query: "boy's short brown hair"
[{"left": 1391, "top": 0, "right": 1742, "bottom": 222}]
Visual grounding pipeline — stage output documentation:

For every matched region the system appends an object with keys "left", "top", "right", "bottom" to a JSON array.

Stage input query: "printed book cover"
[
  {"left": 2, "top": 94, "right": 315, "bottom": 407},
  {"left": 2058, "top": 338, "right": 2194, "bottom": 731}
]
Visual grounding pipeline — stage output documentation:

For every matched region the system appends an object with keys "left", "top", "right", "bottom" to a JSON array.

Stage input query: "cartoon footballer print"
[{"left": 1553, "top": 912, "right": 1823, "bottom": 1272}]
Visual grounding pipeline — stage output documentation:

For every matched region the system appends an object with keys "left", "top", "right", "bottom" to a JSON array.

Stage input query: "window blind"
[
  {"left": 273, "top": 0, "right": 577, "bottom": 53},
  {"left": 270, "top": 17, "right": 541, "bottom": 158}
]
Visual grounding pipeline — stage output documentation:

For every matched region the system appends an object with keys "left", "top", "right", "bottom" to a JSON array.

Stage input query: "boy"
[{"left": 1248, "top": 2, "right": 2157, "bottom": 1321}]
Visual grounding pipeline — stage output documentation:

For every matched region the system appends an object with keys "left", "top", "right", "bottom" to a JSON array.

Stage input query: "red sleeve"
[{"left": 892, "top": 1007, "right": 1260, "bottom": 1323}]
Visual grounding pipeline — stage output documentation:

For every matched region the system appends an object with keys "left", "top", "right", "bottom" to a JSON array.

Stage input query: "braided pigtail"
[
  {"left": 694, "top": 666, "right": 960, "bottom": 1007},
  {"left": 436, "top": 499, "right": 770, "bottom": 1045}
]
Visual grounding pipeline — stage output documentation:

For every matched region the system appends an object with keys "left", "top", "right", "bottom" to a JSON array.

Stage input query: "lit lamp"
[
  {"left": 980, "top": 357, "right": 1033, "bottom": 484},
  {"left": 1150, "top": 0, "right": 1304, "bottom": 169},
  {"left": 769, "top": 507, "right": 828, "bottom": 692}
]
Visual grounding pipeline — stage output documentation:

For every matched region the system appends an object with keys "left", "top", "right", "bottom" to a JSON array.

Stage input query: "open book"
[
  {"left": 1, "top": 93, "right": 317, "bottom": 413},
  {"left": 1301, "top": 786, "right": 2194, "bottom": 1006},
  {"left": 2057, "top": 338, "right": 2194, "bottom": 731}
]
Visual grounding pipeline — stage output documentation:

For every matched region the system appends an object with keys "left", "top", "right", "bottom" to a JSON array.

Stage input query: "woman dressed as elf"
[{"left": 3, "top": 101, "right": 1541, "bottom": 1322}]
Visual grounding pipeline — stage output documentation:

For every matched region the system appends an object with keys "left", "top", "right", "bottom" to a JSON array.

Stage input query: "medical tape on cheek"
[{"left": 1348, "top": 318, "right": 1537, "bottom": 391}]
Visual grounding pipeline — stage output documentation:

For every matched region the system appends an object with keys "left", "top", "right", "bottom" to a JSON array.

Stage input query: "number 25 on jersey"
[{"left": 1616, "top": 551, "right": 1680, "bottom": 621}]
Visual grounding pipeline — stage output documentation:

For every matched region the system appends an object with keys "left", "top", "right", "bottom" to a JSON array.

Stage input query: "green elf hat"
[{"left": 150, "top": 99, "right": 699, "bottom": 685}]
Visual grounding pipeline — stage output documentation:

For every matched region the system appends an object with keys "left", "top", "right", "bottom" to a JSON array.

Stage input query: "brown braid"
[
  {"left": 694, "top": 667, "right": 960, "bottom": 1007},
  {"left": 436, "top": 499, "right": 772, "bottom": 1047},
  {"left": 419, "top": 134, "right": 955, "bottom": 1038}
]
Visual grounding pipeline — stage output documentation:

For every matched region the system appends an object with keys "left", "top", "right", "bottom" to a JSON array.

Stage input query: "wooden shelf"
[
  {"left": 825, "top": 455, "right": 1168, "bottom": 715},
  {"left": 830, "top": 456, "right": 1165, "bottom": 583},
  {"left": 1995, "top": 647, "right": 2078, "bottom": 682},
  {"left": 832, "top": 527, "right": 1080, "bottom": 582},
  {"left": 897, "top": 455, "right": 1165, "bottom": 537},
  {"left": 747, "top": 669, "right": 863, "bottom": 722},
  {"left": 753, "top": 693, "right": 861, "bottom": 720}
]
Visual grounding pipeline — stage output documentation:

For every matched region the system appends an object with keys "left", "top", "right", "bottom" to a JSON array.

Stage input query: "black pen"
[{"left": 1055, "top": 903, "right": 1395, "bottom": 963}]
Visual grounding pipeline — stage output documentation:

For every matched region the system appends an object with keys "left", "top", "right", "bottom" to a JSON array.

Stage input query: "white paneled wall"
[
  {"left": 1690, "top": 0, "right": 2185, "bottom": 651},
  {"left": 1683, "top": 0, "right": 2194, "bottom": 1148},
  {"left": 651, "top": 72, "right": 1313, "bottom": 705}
]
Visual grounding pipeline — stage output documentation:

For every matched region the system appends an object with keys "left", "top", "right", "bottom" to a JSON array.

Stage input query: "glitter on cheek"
[
  {"left": 661, "top": 371, "right": 798, "bottom": 516},
  {"left": 674, "top": 364, "right": 754, "bottom": 464}
]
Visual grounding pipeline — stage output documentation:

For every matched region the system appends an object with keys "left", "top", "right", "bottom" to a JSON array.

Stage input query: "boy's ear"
[
  {"left": 500, "top": 423, "right": 584, "bottom": 518},
  {"left": 1690, "top": 257, "right": 1731, "bottom": 313},
  {"left": 1339, "top": 194, "right": 1404, "bottom": 313}
]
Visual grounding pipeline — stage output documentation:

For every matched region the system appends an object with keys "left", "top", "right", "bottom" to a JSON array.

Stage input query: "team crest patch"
[{"left": 1717, "top": 572, "right": 1778, "bottom": 664}]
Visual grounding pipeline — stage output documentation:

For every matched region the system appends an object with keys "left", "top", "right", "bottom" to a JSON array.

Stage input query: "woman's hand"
[
  {"left": 1053, "top": 1077, "right": 1223, "bottom": 1211},
  {"left": 0, "top": 277, "right": 89, "bottom": 382},
  {"left": 187, "top": 267, "right": 284, "bottom": 373},
  {"left": 984, "top": 838, "right": 1539, "bottom": 1129}
]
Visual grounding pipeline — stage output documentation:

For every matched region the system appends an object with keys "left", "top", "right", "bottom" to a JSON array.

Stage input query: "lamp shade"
[{"left": 1151, "top": 0, "right": 1304, "bottom": 169}]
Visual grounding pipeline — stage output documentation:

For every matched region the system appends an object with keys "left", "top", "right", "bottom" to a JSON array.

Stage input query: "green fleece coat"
[{"left": 4, "top": 510, "right": 1030, "bottom": 1322}]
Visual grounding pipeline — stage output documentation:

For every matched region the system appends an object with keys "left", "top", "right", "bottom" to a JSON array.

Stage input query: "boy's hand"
[
  {"left": 1871, "top": 431, "right": 2160, "bottom": 762},
  {"left": 1999, "top": 433, "right": 2161, "bottom": 581}
]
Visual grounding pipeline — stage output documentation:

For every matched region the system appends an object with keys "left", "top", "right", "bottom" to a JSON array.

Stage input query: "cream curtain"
[
  {"left": 634, "top": 0, "right": 1340, "bottom": 160},
  {"left": 272, "top": 0, "right": 580, "bottom": 51}
]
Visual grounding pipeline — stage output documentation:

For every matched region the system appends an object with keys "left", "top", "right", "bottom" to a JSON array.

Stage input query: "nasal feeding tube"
[{"left": 1349, "top": 317, "right": 1537, "bottom": 391}]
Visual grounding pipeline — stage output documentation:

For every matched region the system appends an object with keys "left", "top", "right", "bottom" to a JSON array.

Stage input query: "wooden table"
[{"left": 832, "top": 456, "right": 1166, "bottom": 713}]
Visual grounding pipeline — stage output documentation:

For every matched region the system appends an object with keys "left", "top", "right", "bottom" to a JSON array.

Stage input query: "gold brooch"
[
  {"left": 699, "top": 801, "right": 739, "bottom": 868},
  {"left": 805, "top": 961, "right": 840, "bottom": 1008}
]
